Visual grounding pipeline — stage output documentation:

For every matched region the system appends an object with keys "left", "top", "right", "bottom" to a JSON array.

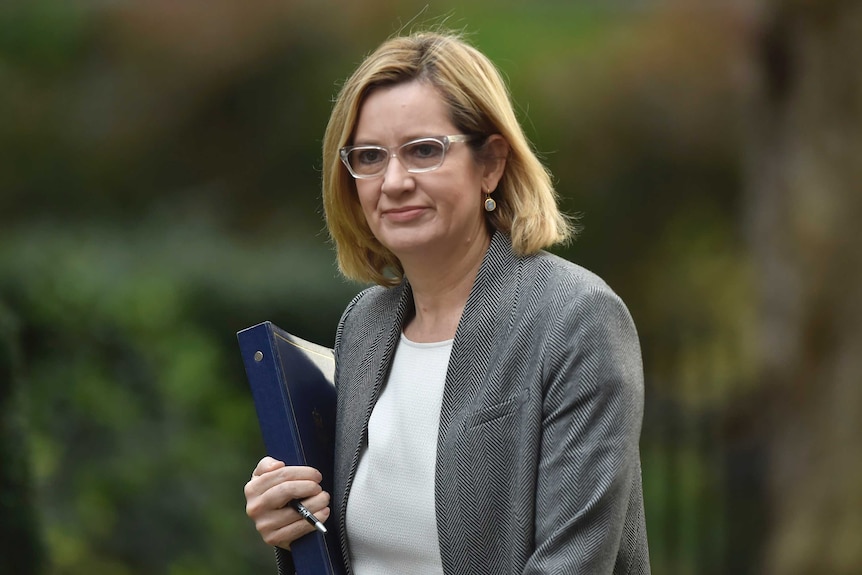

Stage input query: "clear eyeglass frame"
[{"left": 339, "top": 134, "right": 473, "bottom": 179}]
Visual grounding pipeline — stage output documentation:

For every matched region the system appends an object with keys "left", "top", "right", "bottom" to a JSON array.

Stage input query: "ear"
[{"left": 481, "top": 134, "right": 509, "bottom": 193}]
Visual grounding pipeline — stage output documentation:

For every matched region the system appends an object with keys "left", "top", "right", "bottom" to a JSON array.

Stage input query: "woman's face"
[{"left": 351, "top": 80, "right": 489, "bottom": 264}]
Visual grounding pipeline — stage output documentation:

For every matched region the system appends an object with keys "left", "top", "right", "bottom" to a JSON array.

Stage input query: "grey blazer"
[{"left": 326, "top": 232, "right": 650, "bottom": 574}]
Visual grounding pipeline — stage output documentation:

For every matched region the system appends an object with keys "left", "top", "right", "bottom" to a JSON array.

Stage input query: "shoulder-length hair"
[{"left": 322, "top": 31, "right": 575, "bottom": 286}]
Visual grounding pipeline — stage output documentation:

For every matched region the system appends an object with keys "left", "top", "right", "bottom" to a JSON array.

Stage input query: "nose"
[{"left": 379, "top": 152, "right": 414, "bottom": 196}]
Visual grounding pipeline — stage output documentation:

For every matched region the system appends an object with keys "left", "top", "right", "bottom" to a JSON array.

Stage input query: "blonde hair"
[{"left": 322, "top": 31, "right": 574, "bottom": 286}]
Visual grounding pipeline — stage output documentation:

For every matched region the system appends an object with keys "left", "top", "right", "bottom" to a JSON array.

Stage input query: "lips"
[{"left": 381, "top": 206, "right": 428, "bottom": 222}]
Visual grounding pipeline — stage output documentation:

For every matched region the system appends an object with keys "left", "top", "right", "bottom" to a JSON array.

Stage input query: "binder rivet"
[{"left": 254, "top": 351, "right": 264, "bottom": 362}]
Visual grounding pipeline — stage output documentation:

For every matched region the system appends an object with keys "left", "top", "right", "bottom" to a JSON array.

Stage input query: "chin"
[{"left": 376, "top": 225, "right": 433, "bottom": 249}]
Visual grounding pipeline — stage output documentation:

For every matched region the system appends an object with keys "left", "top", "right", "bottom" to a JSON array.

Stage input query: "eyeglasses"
[{"left": 339, "top": 134, "right": 473, "bottom": 179}]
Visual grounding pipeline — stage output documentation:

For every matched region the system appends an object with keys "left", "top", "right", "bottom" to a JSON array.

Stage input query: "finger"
[
  {"left": 252, "top": 456, "right": 285, "bottom": 477},
  {"left": 264, "top": 490, "right": 330, "bottom": 527},
  {"left": 254, "top": 463, "right": 321, "bottom": 483},
  {"left": 246, "top": 465, "right": 322, "bottom": 498},
  {"left": 297, "top": 490, "right": 331, "bottom": 514},
  {"left": 269, "top": 479, "right": 325, "bottom": 509},
  {"left": 263, "top": 506, "right": 332, "bottom": 549},
  {"left": 252, "top": 493, "right": 329, "bottom": 535},
  {"left": 245, "top": 468, "right": 326, "bottom": 522},
  {"left": 246, "top": 478, "right": 324, "bottom": 518},
  {"left": 276, "top": 465, "right": 323, "bottom": 483}
]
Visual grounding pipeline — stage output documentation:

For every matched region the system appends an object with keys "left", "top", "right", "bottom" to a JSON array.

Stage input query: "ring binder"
[{"left": 238, "top": 321, "right": 345, "bottom": 575}]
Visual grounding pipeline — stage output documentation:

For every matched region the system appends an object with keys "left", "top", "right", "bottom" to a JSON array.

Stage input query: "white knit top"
[{"left": 344, "top": 334, "right": 452, "bottom": 575}]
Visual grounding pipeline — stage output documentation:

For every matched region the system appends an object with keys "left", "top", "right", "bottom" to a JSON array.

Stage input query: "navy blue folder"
[{"left": 237, "top": 321, "right": 345, "bottom": 575}]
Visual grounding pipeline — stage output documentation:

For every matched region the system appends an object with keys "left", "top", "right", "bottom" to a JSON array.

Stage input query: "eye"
[
  {"left": 354, "top": 148, "right": 386, "bottom": 166},
  {"left": 405, "top": 141, "right": 443, "bottom": 160}
]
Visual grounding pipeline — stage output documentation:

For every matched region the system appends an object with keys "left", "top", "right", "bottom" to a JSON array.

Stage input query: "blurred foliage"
[
  {"left": 0, "top": 219, "right": 356, "bottom": 574},
  {"left": 1, "top": 300, "right": 44, "bottom": 574},
  {"left": 2, "top": 0, "right": 857, "bottom": 574}
]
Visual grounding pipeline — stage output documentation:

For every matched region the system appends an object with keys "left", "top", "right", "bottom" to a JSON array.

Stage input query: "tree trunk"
[{"left": 744, "top": 1, "right": 862, "bottom": 573}]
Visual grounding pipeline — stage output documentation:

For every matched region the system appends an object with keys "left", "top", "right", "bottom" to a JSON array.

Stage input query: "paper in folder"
[{"left": 237, "top": 321, "right": 345, "bottom": 575}]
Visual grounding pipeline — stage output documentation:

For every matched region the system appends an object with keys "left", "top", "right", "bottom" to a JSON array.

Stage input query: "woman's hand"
[{"left": 244, "top": 457, "right": 331, "bottom": 549}]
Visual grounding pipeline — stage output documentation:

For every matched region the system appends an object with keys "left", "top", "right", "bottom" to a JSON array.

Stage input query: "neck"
[{"left": 400, "top": 232, "right": 491, "bottom": 343}]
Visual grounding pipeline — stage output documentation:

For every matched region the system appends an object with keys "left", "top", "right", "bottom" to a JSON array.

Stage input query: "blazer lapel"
[
  {"left": 334, "top": 281, "right": 413, "bottom": 546},
  {"left": 438, "top": 231, "right": 518, "bottom": 441},
  {"left": 435, "top": 232, "right": 522, "bottom": 571}
]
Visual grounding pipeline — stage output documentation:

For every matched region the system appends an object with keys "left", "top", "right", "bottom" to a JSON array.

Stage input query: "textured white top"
[{"left": 345, "top": 334, "right": 452, "bottom": 575}]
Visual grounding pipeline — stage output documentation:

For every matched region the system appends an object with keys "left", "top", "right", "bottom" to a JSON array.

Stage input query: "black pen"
[{"left": 291, "top": 500, "right": 327, "bottom": 534}]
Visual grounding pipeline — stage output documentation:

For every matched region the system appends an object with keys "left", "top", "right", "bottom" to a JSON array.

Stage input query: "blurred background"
[{"left": 2, "top": 0, "right": 860, "bottom": 573}]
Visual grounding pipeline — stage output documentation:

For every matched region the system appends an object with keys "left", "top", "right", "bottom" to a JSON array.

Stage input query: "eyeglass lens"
[{"left": 346, "top": 138, "right": 446, "bottom": 176}]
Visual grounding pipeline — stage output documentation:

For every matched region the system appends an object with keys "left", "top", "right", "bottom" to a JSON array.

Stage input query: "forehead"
[{"left": 353, "top": 80, "right": 456, "bottom": 143}]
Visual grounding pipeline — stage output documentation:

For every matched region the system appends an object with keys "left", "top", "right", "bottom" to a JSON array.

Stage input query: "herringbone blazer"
[{"left": 328, "top": 232, "right": 650, "bottom": 574}]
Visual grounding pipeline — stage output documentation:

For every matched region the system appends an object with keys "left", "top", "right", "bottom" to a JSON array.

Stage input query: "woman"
[{"left": 245, "top": 31, "right": 650, "bottom": 574}]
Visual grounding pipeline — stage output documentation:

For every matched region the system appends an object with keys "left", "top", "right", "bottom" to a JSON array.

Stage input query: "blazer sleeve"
[
  {"left": 527, "top": 284, "right": 649, "bottom": 574},
  {"left": 274, "top": 547, "right": 294, "bottom": 575}
]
